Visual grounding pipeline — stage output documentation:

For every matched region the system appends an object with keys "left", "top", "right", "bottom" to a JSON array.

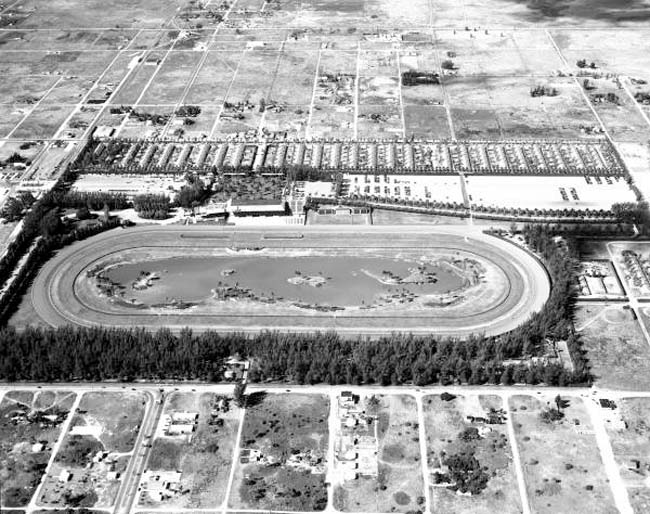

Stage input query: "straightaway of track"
[{"left": 31, "top": 225, "right": 550, "bottom": 338}]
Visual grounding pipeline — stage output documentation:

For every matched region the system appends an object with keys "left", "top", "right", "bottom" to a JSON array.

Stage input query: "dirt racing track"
[{"left": 32, "top": 225, "right": 550, "bottom": 337}]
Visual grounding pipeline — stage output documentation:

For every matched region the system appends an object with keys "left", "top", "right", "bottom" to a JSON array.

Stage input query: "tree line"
[
  {"left": 0, "top": 155, "right": 124, "bottom": 320},
  {"left": 0, "top": 226, "right": 591, "bottom": 386},
  {"left": 0, "top": 326, "right": 585, "bottom": 386}
]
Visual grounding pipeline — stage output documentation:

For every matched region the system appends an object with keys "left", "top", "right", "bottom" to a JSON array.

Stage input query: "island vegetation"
[{"left": 0, "top": 226, "right": 589, "bottom": 387}]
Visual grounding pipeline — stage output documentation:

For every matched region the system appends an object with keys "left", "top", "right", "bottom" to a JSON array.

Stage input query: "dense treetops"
[{"left": 0, "top": 213, "right": 589, "bottom": 386}]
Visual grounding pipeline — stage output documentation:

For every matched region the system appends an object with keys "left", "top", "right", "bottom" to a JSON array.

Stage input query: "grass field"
[
  {"left": 141, "top": 392, "right": 241, "bottom": 509},
  {"left": 509, "top": 394, "right": 617, "bottom": 514},
  {"left": 229, "top": 393, "right": 329, "bottom": 511},
  {"left": 0, "top": 391, "right": 76, "bottom": 508},
  {"left": 371, "top": 209, "right": 468, "bottom": 225},
  {"left": 423, "top": 394, "right": 521, "bottom": 514},
  {"left": 576, "top": 304, "right": 650, "bottom": 391}
]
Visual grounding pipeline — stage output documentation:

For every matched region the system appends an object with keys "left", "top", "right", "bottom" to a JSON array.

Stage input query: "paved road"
[
  {"left": 114, "top": 390, "right": 161, "bottom": 514},
  {"left": 27, "top": 392, "right": 82, "bottom": 512},
  {"left": 30, "top": 224, "right": 550, "bottom": 338},
  {"left": 2, "top": 382, "right": 644, "bottom": 514}
]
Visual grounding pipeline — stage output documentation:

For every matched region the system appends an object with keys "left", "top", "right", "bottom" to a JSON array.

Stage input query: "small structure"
[
  {"left": 340, "top": 391, "right": 358, "bottom": 407},
  {"left": 141, "top": 470, "right": 182, "bottom": 502},
  {"left": 239, "top": 448, "right": 263, "bottom": 464},
  {"left": 93, "top": 450, "right": 109, "bottom": 463},
  {"left": 31, "top": 442, "right": 45, "bottom": 452},
  {"left": 224, "top": 356, "right": 249, "bottom": 381},
  {"left": 93, "top": 126, "right": 115, "bottom": 139},
  {"left": 599, "top": 399, "right": 617, "bottom": 409},
  {"left": 59, "top": 469, "right": 72, "bottom": 482},
  {"left": 598, "top": 399, "right": 627, "bottom": 430},
  {"left": 160, "top": 412, "right": 199, "bottom": 441},
  {"left": 166, "top": 421, "right": 195, "bottom": 436},
  {"left": 335, "top": 393, "right": 379, "bottom": 481},
  {"left": 229, "top": 198, "right": 287, "bottom": 217}
]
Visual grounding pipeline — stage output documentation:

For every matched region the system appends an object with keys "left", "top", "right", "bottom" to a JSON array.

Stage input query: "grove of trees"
[
  {"left": 132, "top": 194, "right": 171, "bottom": 219},
  {"left": 0, "top": 226, "right": 591, "bottom": 386}
]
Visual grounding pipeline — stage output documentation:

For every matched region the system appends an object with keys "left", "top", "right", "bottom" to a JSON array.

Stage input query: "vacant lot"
[
  {"left": 230, "top": 393, "right": 329, "bottom": 511},
  {"left": 423, "top": 394, "right": 520, "bottom": 514},
  {"left": 140, "top": 392, "right": 241, "bottom": 509},
  {"left": 38, "top": 391, "right": 147, "bottom": 509},
  {"left": 510, "top": 394, "right": 616, "bottom": 514},
  {"left": 334, "top": 394, "right": 424, "bottom": 513},
  {"left": 576, "top": 304, "right": 650, "bottom": 391},
  {"left": 603, "top": 397, "right": 650, "bottom": 514},
  {"left": 0, "top": 391, "right": 75, "bottom": 508}
]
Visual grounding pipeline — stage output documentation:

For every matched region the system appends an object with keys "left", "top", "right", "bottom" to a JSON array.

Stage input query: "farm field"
[
  {"left": 37, "top": 391, "right": 147, "bottom": 509},
  {"left": 139, "top": 392, "right": 241, "bottom": 509},
  {"left": 1, "top": 0, "right": 650, "bottom": 218},
  {"left": 509, "top": 394, "right": 617, "bottom": 514},
  {"left": 422, "top": 394, "right": 521, "bottom": 514},
  {"left": 0, "top": 390, "right": 76, "bottom": 508},
  {"left": 0, "top": 7, "right": 649, "bottom": 150},
  {"left": 229, "top": 393, "right": 329, "bottom": 511}
]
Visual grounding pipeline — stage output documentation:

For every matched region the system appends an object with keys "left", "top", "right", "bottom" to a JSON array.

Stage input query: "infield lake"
[{"left": 104, "top": 255, "right": 468, "bottom": 307}]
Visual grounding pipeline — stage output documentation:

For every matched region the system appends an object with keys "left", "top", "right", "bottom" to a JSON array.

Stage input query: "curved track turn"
[{"left": 31, "top": 225, "right": 550, "bottom": 337}]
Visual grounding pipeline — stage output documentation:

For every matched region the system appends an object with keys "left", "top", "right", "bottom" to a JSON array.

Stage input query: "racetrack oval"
[{"left": 31, "top": 225, "right": 550, "bottom": 338}]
